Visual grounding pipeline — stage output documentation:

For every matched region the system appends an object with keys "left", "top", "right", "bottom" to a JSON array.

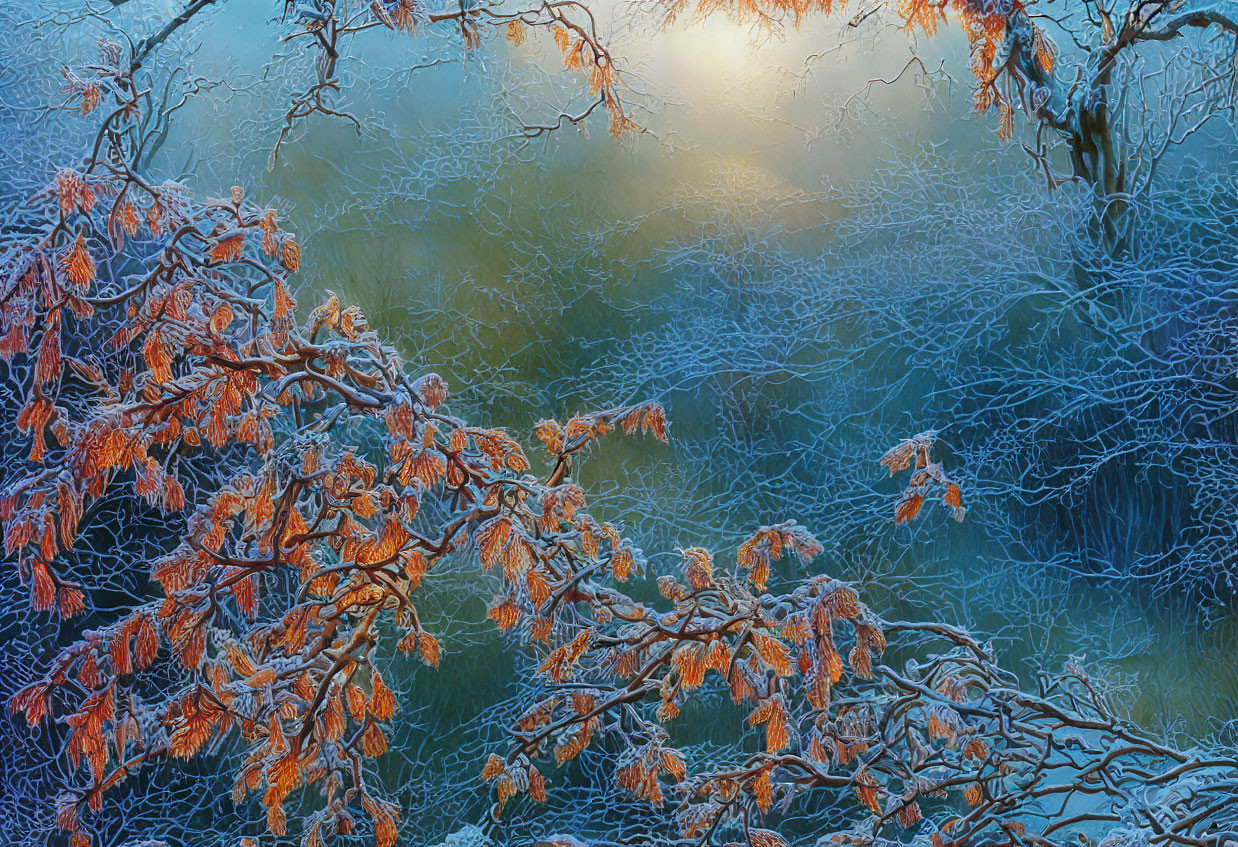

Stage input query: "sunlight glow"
[{"left": 659, "top": 19, "right": 789, "bottom": 91}]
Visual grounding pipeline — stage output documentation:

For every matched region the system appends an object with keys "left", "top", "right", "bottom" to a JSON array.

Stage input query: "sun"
[{"left": 658, "top": 18, "right": 788, "bottom": 91}]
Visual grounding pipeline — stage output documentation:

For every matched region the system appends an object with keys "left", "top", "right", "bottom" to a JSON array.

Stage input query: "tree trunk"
[{"left": 1067, "top": 87, "right": 1130, "bottom": 256}]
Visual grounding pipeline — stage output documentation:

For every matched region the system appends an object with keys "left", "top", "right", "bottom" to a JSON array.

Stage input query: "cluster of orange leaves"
[
  {"left": 370, "top": 0, "right": 421, "bottom": 33},
  {"left": 4, "top": 146, "right": 682, "bottom": 846},
  {"left": 879, "top": 431, "right": 967, "bottom": 524},
  {"left": 370, "top": 0, "right": 640, "bottom": 138},
  {"left": 59, "top": 39, "right": 124, "bottom": 116},
  {"left": 534, "top": 400, "right": 668, "bottom": 456},
  {"left": 483, "top": 515, "right": 1005, "bottom": 843}
]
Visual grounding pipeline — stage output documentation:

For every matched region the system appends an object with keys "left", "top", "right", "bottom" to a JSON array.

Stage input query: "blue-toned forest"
[{"left": 3, "top": 1, "right": 1238, "bottom": 846}]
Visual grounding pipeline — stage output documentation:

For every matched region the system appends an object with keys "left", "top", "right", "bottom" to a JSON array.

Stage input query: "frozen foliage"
[
  {"left": 568, "top": 143, "right": 1238, "bottom": 605},
  {"left": 3, "top": 1, "right": 1238, "bottom": 847}
]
